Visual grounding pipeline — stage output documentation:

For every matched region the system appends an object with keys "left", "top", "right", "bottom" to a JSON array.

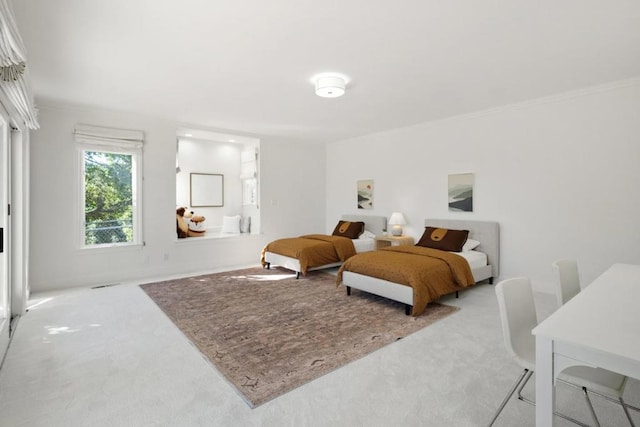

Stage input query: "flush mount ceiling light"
[
  {"left": 312, "top": 73, "right": 348, "bottom": 98},
  {"left": 315, "top": 76, "right": 345, "bottom": 98}
]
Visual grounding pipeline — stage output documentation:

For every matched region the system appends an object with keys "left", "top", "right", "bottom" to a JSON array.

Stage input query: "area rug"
[{"left": 140, "top": 267, "right": 459, "bottom": 408}]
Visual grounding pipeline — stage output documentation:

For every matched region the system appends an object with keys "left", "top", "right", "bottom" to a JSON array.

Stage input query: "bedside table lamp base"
[{"left": 388, "top": 212, "right": 406, "bottom": 237}]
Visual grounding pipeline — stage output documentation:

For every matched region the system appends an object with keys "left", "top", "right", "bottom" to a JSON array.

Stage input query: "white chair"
[
  {"left": 552, "top": 259, "right": 581, "bottom": 307},
  {"left": 489, "top": 277, "right": 637, "bottom": 427}
]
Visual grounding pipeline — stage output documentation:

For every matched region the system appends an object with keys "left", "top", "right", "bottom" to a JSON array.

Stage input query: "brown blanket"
[
  {"left": 261, "top": 234, "right": 357, "bottom": 275},
  {"left": 337, "top": 246, "right": 475, "bottom": 316}
]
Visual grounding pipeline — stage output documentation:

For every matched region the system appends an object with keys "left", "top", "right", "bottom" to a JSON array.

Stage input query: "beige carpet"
[{"left": 140, "top": 267, "right": 459, "bottom": 408}]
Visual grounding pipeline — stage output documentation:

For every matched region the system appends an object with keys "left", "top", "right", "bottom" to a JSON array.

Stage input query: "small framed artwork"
[
  {"left": 357, "top": 179, "right": 373, "bottom": 209},
  {"left": 190, "top": 173, "right": 224, "bottom": 207},
  {"left": 448, "top": 173, "right": 473, "bottom": 212}
]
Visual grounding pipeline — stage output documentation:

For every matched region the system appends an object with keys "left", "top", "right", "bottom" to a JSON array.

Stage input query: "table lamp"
[{"left": 388, "top": 212, "right": 406, "bottom": 236}]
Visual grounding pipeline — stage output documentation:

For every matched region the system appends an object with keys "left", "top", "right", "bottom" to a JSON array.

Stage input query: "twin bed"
[
  {"left": 262, "top": 217, "right": 500, "bottom": 316},
  {"left": 340, "top": 219, "right": 500, "bottom": 316},
  {"left": 261, "top": 214, "right": 387, "bottom": 279}
]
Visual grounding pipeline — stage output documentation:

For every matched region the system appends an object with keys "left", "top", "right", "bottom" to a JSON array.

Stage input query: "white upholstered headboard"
[
  {"left": 342, "top": 214, "right": 387, "bottom": 236},
  {"left": 424, "top": 219, "right": 500, "bottom": 278}
]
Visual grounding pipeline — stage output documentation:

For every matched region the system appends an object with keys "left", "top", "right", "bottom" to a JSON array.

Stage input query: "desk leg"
[{"left": 536, "top": 336, "right": 555, "bottom": 426}]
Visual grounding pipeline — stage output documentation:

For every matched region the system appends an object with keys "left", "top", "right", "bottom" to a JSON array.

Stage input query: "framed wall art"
[
  {"left": 357, "top": 179, "right": 373, "bottom": 209},
  {"left": 448, "top": 173, "right": 473, "bottom": 212},
  {"left": 190, "top": 173, "right": 224, "bottom": 207}
]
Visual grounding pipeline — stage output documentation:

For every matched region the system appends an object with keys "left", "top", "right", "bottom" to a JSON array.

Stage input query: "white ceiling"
[{"left": 12, "top": 0, "right": 640, "bottom": 143}]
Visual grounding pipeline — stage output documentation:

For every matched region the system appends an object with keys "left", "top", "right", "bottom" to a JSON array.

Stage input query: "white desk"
[{"left": 532, "top": 263, "right": 640, "bottom": 426}]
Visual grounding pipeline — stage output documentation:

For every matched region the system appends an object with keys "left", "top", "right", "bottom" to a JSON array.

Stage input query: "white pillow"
[
  {"left": 462, "top": 238, "right": 480, "bottom": 252},
  {"left": 359, "top": 230, "right": 376, "bottom": 239},
  {"left": 221, "top": 215, "right": 241, "bottom": 233},
  {"left": 240, "top": 216, "right": 251, "bottom": 233}
]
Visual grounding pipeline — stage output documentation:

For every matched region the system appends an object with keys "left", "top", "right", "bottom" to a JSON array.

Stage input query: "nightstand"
[{"left": 375, "top": 235, "right": 414, "bottom": 250}]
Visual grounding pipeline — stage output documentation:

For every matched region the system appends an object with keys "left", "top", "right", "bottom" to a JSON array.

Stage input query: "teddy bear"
[
  {"left": 176, "top": 207, "right": 206, "bottom": 238},
  {"left": 188, "top": 213, "right": 206, "bottom": 233}
]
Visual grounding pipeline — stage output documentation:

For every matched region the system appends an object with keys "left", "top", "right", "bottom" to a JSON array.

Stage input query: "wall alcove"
[{"left": 176, "top": 128, "right": 260, "bottom": 237}]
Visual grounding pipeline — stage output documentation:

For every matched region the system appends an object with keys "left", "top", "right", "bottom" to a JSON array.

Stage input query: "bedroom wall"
[
  {"left": 326, "top": 78, "right": 640, "bottom": 293},
  {"left": 28, "top": 102, "right": 326, "bottom": 292}
]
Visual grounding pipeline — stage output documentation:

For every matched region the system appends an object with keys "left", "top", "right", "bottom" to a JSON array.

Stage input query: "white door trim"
[
  {"left": 10, "top": 128, "right": 28, "bottom": 316},
  {"left": 0, "top": 103, "right": 11, "bottom": 362}
]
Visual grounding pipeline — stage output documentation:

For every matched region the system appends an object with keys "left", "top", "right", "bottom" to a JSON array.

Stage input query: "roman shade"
[
  {"left": 240, "top": 148, "right": 257, "bottom": 179},
  {"left": 74, "top": 124, "right": 144, "bottom": 149}
]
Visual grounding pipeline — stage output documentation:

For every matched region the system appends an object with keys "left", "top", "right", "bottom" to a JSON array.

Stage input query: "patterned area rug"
[{"left": 140, "top": 267, "right": 459, "bottom": 407}]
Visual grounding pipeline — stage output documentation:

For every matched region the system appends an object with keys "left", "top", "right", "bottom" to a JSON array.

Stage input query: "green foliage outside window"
[{"left": 84, "top": 151, "right": 134, "bottom": 245}]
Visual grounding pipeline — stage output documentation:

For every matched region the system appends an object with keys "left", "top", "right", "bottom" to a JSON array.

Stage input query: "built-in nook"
[{"left": 176, "top": 128, "right": 260, "bottom": 239}]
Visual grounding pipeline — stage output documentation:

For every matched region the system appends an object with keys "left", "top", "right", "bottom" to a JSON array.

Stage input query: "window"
[
  {"left": 241, "top": 148, "right": 258, "bottom": 206},
  {"left": 242, "top": 178, "right": 257, "bottom": 205},
  {"left": 75, "top": 124, "right": 144, "bottom": 248}
]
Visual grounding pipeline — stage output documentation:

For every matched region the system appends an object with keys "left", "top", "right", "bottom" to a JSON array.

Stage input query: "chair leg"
[
  {"left": 516, "top": 370, "right": 534, "bottom": 402},
  {"left": 620, "top": 397, "right": 636, "bottom": 427},
  {"left": 516, "top": 374, "right": 591, "bottom": 427},
  {"left": 564, "top": 381, "right": 640, "bottom": 414},
  {"left": 581, "top": 387, "right": 601, "bottom": 427},
  {"left": 488, "top": 369, "right": 530, "bottom": 427},
  {"left": 558, "top": 378, "right": 640, "bottom": 425},
  {"left": 490, "top": 370, "right": 635, "bottom": 427},
  {"left": 622, "top": 398, "right": 640, "bottom": 414}
]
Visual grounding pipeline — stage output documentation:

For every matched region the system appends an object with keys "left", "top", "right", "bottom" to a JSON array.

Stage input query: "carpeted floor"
[{"left": 140, "top": 266, "right": 459, "bottom": 407}]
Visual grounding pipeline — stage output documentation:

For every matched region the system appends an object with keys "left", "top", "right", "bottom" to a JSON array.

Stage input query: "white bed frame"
[
  {"left": 342, "top": 219, "right": 500, "bottom": 314},
  {"left": 264, "top": 214, "right": 388, "bottom": 278}
]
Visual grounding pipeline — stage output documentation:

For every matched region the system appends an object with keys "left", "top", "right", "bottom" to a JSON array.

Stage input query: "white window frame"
[
  {"left": 240, "top": 148, "right": 258, "bottom": 206},
  {"left": 242, "top": 178, "right": 257, "bottom": 206},
  {"left": 75, "top": 124, "right": 144, "bottom": 249}
]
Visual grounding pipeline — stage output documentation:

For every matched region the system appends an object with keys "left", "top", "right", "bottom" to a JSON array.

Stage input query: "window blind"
[
  {"left": 240, "top": 148, "right": 257, "bottom": 179},
  {"left": 74, "top": 124, "right": 144, "bottom": 149}
]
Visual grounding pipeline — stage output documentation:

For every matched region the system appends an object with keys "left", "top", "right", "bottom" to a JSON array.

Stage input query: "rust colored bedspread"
[
  {"left": 261, "top": 234, "right": 356, "bottom": 275},
  {"left": 337, "top": 246, "right": 475, "bottom": 316}
]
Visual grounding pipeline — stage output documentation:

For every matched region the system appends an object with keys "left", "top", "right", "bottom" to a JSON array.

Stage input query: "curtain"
[
  {"left": 0, "top": 0, "right": 39, "bottom": 129},
  {"left": 0, "top": 0, "right": 26, "bottom": 66}
]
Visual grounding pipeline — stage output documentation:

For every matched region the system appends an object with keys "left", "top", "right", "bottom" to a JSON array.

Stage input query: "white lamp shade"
[
  {"left": 388, "top": 212, "right": 406, "bottom": 236},
  {"left": 388, "top": 212, "right": 406, "bottom": 225},
  {"left": 315, "top": 76, "right": 345, "bottom": 98}
]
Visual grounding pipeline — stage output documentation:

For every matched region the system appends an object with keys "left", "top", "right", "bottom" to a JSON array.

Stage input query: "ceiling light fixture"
[{"left": 313, "top": 74, "right": 347, "bottom": 98}]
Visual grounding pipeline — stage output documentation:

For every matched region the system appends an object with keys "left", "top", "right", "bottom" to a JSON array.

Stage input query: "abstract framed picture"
[
  {"left": 357, "top": 179, "right": 373, "bottom": 210},
  {"left": 448, "top": 173, "right": 473, "bottom": 212}
]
